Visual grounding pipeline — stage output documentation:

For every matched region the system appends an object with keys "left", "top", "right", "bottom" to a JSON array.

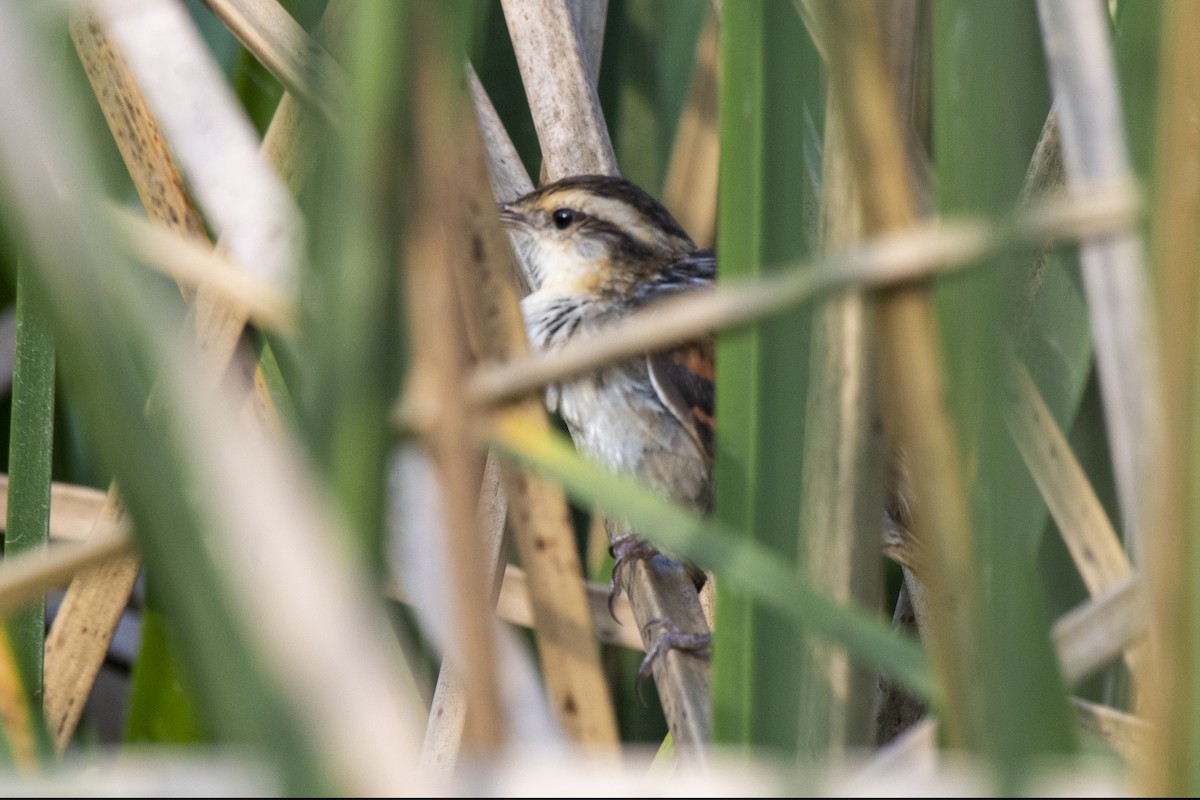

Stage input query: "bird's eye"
[{"left": 551, "top": 208, "right": 576, "bottom": 229}]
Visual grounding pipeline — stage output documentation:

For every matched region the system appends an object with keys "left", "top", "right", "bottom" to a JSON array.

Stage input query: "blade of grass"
[
  {"left": 488, "top": 410, "right": 935, "bottom": 701},
  {"left": 808, "top": 0, "right": 983, "bottom": 753},
  {"left": 5, "top": 260, "right": 56, "bottom": 705},
  {"left": 933, "top": 0, "right": 1077, "bottom": 781},
  {"left": 713, "top": 0, "right": 824, "bottom": 750},
  {"left": 298, "top": 0, "right": 406, "bottom": 562},
  {"left": 122, "top": 591, "right": 206, "bottom": 746},
  {"left": 710, "top": 1, "right": 764, "bottom": 736}
]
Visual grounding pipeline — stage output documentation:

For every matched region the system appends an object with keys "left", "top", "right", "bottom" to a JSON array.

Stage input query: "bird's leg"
[{"left": 607, "top": 531, "right": 660, "bottom": 619}]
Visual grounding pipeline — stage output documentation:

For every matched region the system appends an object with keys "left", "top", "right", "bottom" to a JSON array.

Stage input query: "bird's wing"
[
  {"left": 647, "top": 338, "right": 715, "bottom": 460},
  {"left": 630, "top": 249, "right": 716, "bottom": 306},
  {"left": 635, "top": 249, "right": 717, "bottom": 460}
]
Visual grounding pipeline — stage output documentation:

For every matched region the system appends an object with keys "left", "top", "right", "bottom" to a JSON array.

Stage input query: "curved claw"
[
  {"left": 607, "top": 533, "right": 660, "bottom": 621},
  {"left": 635, "top": 618, "right": 712, "bottom": 704}
]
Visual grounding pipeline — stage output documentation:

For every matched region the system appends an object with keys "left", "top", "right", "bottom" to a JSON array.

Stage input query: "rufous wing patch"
[{"left": 647, "top": 337, "right": 716, "bottom": 459}]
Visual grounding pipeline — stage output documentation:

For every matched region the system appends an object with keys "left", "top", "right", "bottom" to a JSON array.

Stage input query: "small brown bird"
[{"left": 498, "top": 174, "right": 714, "bottom": 650}]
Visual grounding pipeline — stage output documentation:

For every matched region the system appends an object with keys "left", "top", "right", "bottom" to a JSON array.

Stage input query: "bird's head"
[{"left": 498, "top": 175, "right": 696, "bottom": 296}]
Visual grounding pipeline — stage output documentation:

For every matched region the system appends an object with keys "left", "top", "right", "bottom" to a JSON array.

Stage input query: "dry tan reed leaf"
[
  {"left": 1052, "top": 577, "right": 1145, "bottom": 686},
  {"left": 467, "top": 69, "right": 537, "bottom": 296},
  {"left": 0, "top": 476, "right": 107, "bottom": 542},
  {"left": 1037, "top": 0, "right": 1160, "bottom": 560},
  {"left": 495, "top": 566, "right": 642, "bottom": 650},
  {"left": 45, "top": 5, "right": 220, "bottom": 752},
  {"left": 109, "top": 205, "right": 296, "bottom": 333},
  {"left": 1006, "top": 354, "right": 1148, "bottom": 683},
  {"left": 96, "top": 0, "right": 302, "bottom": 291},
  {"left": 467, "top": 69, "right": 536, "bottom": 206},
  {"left": 1071, "top": 697, "right": 1149, "bottom": 764},
  {"left": 200, "top": 0, "right": 346, "bottom": 125},
  {"left": 419, "top": 456, "right": 514, "bottom": 771},
  {"left": 407, "top": 27, "right": 507, "bottom": 751},
  {"left": 46, "top": 0, "right": 343, "bottom": 758},
  {"left": 443, "top": 36, "right": 620, "bottom": 751},
  {"left": 392, "top": 564, "right": 641, "bottom": 653},
  {"left": 0, "top": 522, "right": 133, "bottom": 617}
]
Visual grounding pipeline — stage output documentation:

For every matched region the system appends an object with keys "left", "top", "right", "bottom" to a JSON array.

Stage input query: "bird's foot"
[
  {"left": 608, "top": 533, "right": 660, "bottom": 619},
  {"left": 636, "top": 618, "right": 712, "bottom": 703}
]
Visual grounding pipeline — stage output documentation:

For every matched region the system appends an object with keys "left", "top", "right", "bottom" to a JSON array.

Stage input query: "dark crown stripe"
[
  {"left": 532, "top": 174, "right": 694, "bottom": 246},
  {"left": 580, "top": 217, "right": 657, "bottom": 262}
]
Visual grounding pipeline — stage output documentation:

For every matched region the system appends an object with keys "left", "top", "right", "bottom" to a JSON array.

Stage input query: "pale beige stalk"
[
  {"left": 1138, "top": 0, "right": 1200, "bottom": 791},
  {"left": 500, "top": 0, "right": 617, "bottom": 177},
  {"left": 1052, "top": 577, "right": 1145, "bottom": 686},
  {"left": 796, "top": 103, "right": 883, "bottom": 753},
  {"left": 0, "top": 477, "right": 107, "bottom": 542},
  {"left": 439, "top": 70, "right": 619, "bottom": 751},
  {"left": 1037, "top": 0, "right": 1161, "bottom": 561},
  {"left": 407, "top": 28, "right": 506, "bottom": 751},
  {"left": 1006, "top": 354, "right": 1147, "bottom": 682},
  {"left": 199, "top": 0, "right": 346, "bottom": 125},
  {"left": 420, "top": 456, "right": 512, "bottom": 771}
]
